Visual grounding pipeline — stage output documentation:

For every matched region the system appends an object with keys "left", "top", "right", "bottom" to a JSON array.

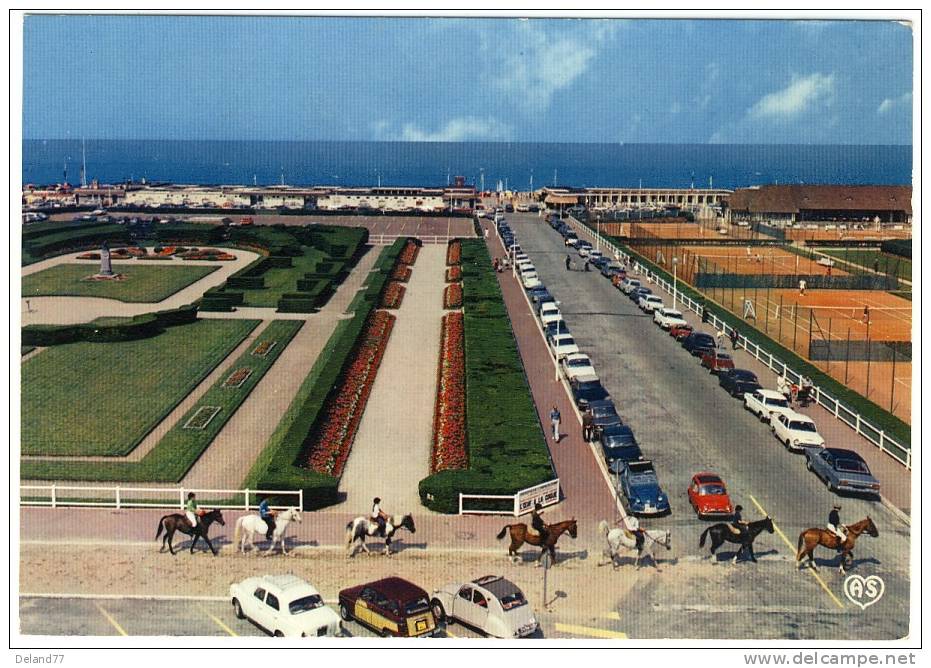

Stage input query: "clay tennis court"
[
  {"left": 622, "top": 220, "right": 756, "bottom": 240},
  {"left": 679, "top": 244, "right": 848, "bottom": 277},
  {"left": 783, "top": 227, "right": 912, "bottom": 242}
]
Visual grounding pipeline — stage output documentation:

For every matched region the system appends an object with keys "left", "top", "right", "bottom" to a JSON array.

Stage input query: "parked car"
[
  {"left": 527, "top": 286, "right": 553, "bottom": 307},
  {"left": 700, "top": 348, "right": 735, "bottom": 374},
  {"left": 548, "top": 333, "right": 579, "bottom": 360},
  {"left": 588, "top": 250, "right": 605, "bottom": 263},
  {"left": 600, "top": 424, "right": 643, "bottom": 467},
  {"left": 718, "top": 368, "right": 762, "bottom": 397},
  {"left": 564, "top": 234, "right": 579, "bottom": 247},
  {"left": 618, "top": 460, "right": 670, "bottom": 516},
  {"left": 430, "top": 575, "right": 538, "bottom": 638},
  {"left": 630, "top": 287, "right": 653, "bottom": 302},
  {"left": 682, "top": 332, "right": 716, "bottom": 357},
  {"left": 771, "top": 411, "right": 826, "bottom": 452},
  {"left": 560, "top": 353, "right": 597, "bottom": 381},
  {"left": 544, "top": 318, "right": 568, "bottom": 340},
  {"left": 588, "top": 399, "right": 623, "bottom": 438},
  {"left": 539, "top": 303, "right": 562, "bottom": 326},
  {"left": 338, "top": 577, "right": 438, "bottom": 637},
  {"left": 591, "top": 256, "right": 610, "bottom": 271},
  {"left": 653, "top": 307, "right": 688, "bottom": 329},
  {"left": 601, "top": 262, "right": 624, "bottom": 279},
  {"left": 521, "top": 272, "right": 542, "bottom": 290},
  {"left": 687, "top": 472, "right": 734, "bottom": 520},
  {"left": 669, "top": 323, "right": 694, "bottom": 341},
  {"left": 805, "top": 448, "right": 881, "bottom": 495},
  {"left": 230, "top": 574, "right": 342, "bottom": 637},
  {"left": 638, "top": 294, "right": 664, "bottom": 313},
  {"left": 577, "top": 245, "right": 593, "bottom": 258},
  {"left": 620, "top": 278, "right": 642, "bottom": 294},
  {"left": 744, "top": 389, "right": 793, "bottom": 423},
  {"left": 570, "top": 375, "right": 611, "bottom": 410}
]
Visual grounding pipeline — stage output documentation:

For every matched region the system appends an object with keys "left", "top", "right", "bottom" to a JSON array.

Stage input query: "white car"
[
  {"left": 431, "top": 575, "right": 538, "bottom": 639},
  {"left": 514, "top": 253, "right": 530, "bottom": 264},
  {"left": 620, "top": 278, "right": 642, "bottom": 294},
  {"left": 577, "top": 246, "right": 592, "bottom": 258},
  {"left": 771, "top": 411, "right": 826, "bottom": 452},
  {"left": 744, "top": 389, "right": 794, "bottom": 424},
  {"left": 230, "top": 574, "right": 342, "bottom": 637},
  {"left": 539, "top": 303, "right": 562, "bottom": 326},
  {"left": 549, "top": 333, "right": 580, "bottom": 359},
  {"left": 561, "top": 353, "right": 597, "bottom": 380},
  {"left": 521, "top": 272, "right": 542, "bottom": 289},
  {"left": 653, "top": 307, "right": 688, "bottom": 329},
  {"left": 638, "top": 294, "right": 664, "bottom": 313},
  {"left": 588, "top": 250, "right": 604, "bottom": 263}
]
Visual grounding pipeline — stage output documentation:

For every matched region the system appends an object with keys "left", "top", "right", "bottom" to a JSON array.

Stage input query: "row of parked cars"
[{"left": 230, "top": 573, "right": 539, "bottom": 639}]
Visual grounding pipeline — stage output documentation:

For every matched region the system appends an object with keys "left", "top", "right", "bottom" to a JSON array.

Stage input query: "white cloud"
[
  {"left": 749, "top": 73, "right": 835, "bottom": 119},
  {"left": 377, "top": 116, "right": 511, "bottom": 142},
  {"left": 878, "top": 92, "right": 912, "bottom": 114}
]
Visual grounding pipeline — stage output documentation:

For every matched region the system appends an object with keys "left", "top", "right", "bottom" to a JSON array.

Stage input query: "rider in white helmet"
[{"left": 622, "top": 515, "right": 645, "bottom": 550}]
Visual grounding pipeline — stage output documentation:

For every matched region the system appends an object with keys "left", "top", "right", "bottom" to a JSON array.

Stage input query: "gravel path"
[{"left": 333, "top": 245, "right": 446, "bottom": 515}]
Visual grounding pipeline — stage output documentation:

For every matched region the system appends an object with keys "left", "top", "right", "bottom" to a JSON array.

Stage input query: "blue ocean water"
[{"left": 22, "top": 140, "right": 912, "bottom": 190}]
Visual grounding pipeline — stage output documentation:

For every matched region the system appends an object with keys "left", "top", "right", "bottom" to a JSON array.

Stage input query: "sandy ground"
[{"left": 334, "top": 246, "right": 446, "bottom": 514}]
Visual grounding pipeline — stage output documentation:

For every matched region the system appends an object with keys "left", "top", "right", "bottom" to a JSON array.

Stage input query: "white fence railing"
[
  {"left": 459, "top": 479, "right": 560, "bottom": 516},
  {"left": 565, "top": 215, "right": 911, "bottom": 470},
  {"left": 20, "top": 486, "right": 304, "bottom": 510},
  {"left": 369, "top": 234, "right": 454, "bottom": 246}
]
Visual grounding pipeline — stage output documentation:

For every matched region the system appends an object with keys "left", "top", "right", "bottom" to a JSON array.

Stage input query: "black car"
[
  {"left": 571, "top": 377, "right": 611, "bottom": 410},
  {"left": 600, "top": 425, "right": 643, "bottom": 467},
  {"left": 527, "top": 286, "right": 553, "bottom": 306},
  {"left": 588, "top": 399, "right": 623, "bottom": 437},
  {"left": 682, "top": 332, "right": 716, "bottom": 357},
  {"left": 630, "top": 287, "right": 653, "bottom": 302},
  {"left": 505, "top": 204, "right": 514, "bottom": 213},
  {"left": 718, "top": 368, "right": 763, "bottom": 397},
  {"left": 544, "top": 319, "right": 569, "bottom": 339}
]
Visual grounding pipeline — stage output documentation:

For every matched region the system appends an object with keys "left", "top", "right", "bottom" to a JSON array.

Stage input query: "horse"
[
  {"left": 232, "top": 507, "right": 302, "bottom": 556},
  {"left": 345, "top": 513, "right": 416, "bottom": 557},
  {"left": 496, "top": 518, "right": 578, "bottom": 564},
  {"left": 155, "top": 509, "right": 225, "bottom": 556},
  {"left": 796, "top": 517, "right": 878, "bottom": 574},
  {"left": 699, "top": 517, "right": 774, "bottom": 564},
  {"left": 598, "top": 519, "right": 671, "bottom": 570}
]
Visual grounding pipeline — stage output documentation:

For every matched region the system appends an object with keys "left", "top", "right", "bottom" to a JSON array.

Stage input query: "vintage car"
[
  {"left": 431, "top": 575, "right": 538, "bottom": 638},
  {"left": 771, "top": 411, "right": 826, "bottom": 452},
  {"left": 230, "top": 574, "right": 342, "bottom": 637},
  {"left": 718, "top": 368, "right": 762, "bottom": 398},
  {"left": 617, "top": 460, "right": 670, "bottom": 516},
  {"left": 744, "top": 389, "right": 794, "bottom": 423},
  {"left": 338, "top": 577, "right": 438, "bottom": 637},
  {"left": 701, "top": 348, "right": 736, "bottom": 374},
  {"left": 687, "top": 472, "right": 734, "bottom": 520},
  {"left": 805, "top": 448, "right": 881, "bottom": 495},
  {"left": 669, "top": 323, "right": 694, "bottom": 341}
]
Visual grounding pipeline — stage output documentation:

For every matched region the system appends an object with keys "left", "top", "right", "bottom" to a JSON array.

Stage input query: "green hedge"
[
  {"left": 881, "top": 239, "right": 911, "bottom": 259},
  {"left": 22, "top": 304, "right": 199, "bottom": 346},
  {"left": 21, "top": 320, "right": 300, "bottom": 482},
  {"left": 619, "top": 241, "right": 911, "bottom": 447},
  {"left": 243, "top": 239, "right": 408, "bottom": 509},
  {"left": 419, "top": 239, "right": 554, "bottom": 513}
]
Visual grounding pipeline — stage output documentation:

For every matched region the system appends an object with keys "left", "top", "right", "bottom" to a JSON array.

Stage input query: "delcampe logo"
[{"left": 843, "top": 575, "right": 885, "bottom": 610}]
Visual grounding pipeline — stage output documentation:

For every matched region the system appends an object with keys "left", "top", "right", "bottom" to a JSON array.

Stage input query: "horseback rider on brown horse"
[
  {"left": 496, "top": 506, "right": 578, "bottom": 564},
  {"left": 796, "top": 514, "right": 878, "bottom": 573}
]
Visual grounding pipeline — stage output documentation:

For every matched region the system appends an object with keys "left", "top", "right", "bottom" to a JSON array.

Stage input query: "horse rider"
[
  {"left": 258, "top": 497, "right": 277, "bottom": 541},
  {"left": 730, "top": 504, "right": 749, "bottom": 540},
  {"left": 624, "top": 515, "right": 645, "bottom": 552},
  {"left": 372, "top": 497, "right": 389, "bottom": 537},
  {"left": 184, "top": 492, "right": 203, "bottom": 532},
  {"left": 531, "top": 502, "right": 549, "bottom": 544},
  {"left": 827, "top": 504, "right": 847, "bottom": 548}
]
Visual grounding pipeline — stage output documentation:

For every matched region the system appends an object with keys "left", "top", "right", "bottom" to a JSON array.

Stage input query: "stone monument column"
[{"left": 99, "top": 242, "right": 113, "bottom": 276}]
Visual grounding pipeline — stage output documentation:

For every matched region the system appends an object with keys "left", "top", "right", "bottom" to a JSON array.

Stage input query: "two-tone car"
[
  {"left": 430, "top": 575, "right": 538, "bottom": 638},
  {"left": 744, "top": 389, "right": 794, "bottom": 423},
  {"left": 617, "top": 460, "right": 670, "bottom": 516},
  {"left": 805, "top": 447, "right": 881, "bottom": 495},
  {"left": 687, "top": 472, "right": 734, "bottom": 520},
  {"left": 771, "top": 411, "right": 826, "bottom": 452},
  {"left": 338, "top": 577, "right": 438, "bottom": 637},
  {"left": 653, "top": 307, "right": 688, "bottom": 330},
  {"left": 230, "top": 574, "right": 342, "bottom": 637}
]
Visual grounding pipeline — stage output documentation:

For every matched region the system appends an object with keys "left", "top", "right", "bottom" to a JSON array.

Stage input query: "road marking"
[
  {"left": 94, "top": 602, "right": 128, "bottom": 636},
  {"left": 748, "top": 495, "right": 846, "bottom": 610},
  {"left": 201, "top": 605, "right": 238, "bottom": 636},
  {"left": 602, "top": 611, "right": 621, "bottom": 620},
  {"left": 23, "top": 592, "right": 228, "bottom": 602},
  {"left": 554, "top": 622, "right": 627, "bottom": 639}
]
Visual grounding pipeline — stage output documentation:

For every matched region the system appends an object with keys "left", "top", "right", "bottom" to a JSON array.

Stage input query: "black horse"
[
  {"left": 155, "top": 509, "right": 225, "bottom": 556},
  {"left": 699, "top": 516, "right": 774, "bottom": 563}
]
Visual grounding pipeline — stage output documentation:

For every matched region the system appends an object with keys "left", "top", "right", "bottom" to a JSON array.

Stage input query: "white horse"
[
  {"left": 233, "top": 507, "right": 302, "bottom": 555},
  {"left": 598, "top": 519, "right": 672, "bottom": 570},
  {"left": 345, "top": 513, "right": 416, "bottom": 557}
]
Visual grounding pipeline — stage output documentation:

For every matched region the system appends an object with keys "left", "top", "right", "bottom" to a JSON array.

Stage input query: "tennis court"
[{"left": 679, "top": 244, "right": 849, "bottom": 277}]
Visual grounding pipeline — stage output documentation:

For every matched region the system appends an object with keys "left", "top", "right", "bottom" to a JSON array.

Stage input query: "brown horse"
[
  {"left": 496, "top": 518, "right": 578, "bottom": 564},
  {"left": 155, "top": 509, "right": 225, "bottom": 556},
  {"left": 796, "top": 516, "right": 878, "bottom": 573}
]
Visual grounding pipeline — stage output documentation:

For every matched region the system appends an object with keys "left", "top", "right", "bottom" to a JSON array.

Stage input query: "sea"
[{"left": 22, "top": 140, "right": 912, "bottom": 190}]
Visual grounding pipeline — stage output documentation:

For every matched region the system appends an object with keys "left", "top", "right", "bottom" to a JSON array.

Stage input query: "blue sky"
[{"left": 22, "top": 16, "right": 913, "bottom": 143}]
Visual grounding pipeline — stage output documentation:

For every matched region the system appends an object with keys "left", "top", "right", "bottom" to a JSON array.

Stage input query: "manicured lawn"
[
  {"left": 21, "top": 319, "right": 258, "bottom": 457},
  {"left": 816, "top": 248, "right": 912, "bottom": 281},
  {"left": 238, "top": 247, "right": 329, "bottom": 307},
  {"left": 21, "top": 320, "right": 302, "bottom": 482},
  {"left": 22, "top": 264, "right": 218, "bottom": 303}
]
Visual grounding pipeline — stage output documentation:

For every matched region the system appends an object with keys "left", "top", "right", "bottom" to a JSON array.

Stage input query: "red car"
[
  {"left": 669, "top": 323, "right": 694, "bottom": 341},
  {"left": 338, "top": 577, "right": 438, "bottom": 637},
  {"left": 701, "top": 348, "right": 735, "bottom": 374},
  {"left": 687, "top": 472, "right": 734, "bottom": 520}
]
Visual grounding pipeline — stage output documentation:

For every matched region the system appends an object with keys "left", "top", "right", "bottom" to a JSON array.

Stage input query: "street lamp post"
[{"left": 672, "top": 257, "right": 679, "bottom": 310}]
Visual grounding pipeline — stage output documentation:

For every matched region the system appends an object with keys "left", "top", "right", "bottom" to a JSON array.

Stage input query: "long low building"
[
  {"left": 539, "top": 186, "right": 732, "bottom": 218},
  {"left": 725, "top": 185, "right": 912, "bottom": 225}
]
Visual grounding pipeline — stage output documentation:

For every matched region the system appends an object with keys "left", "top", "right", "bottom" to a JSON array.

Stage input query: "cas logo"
[{"left": 843, "top": 574, "right": 885, "bottom": 610}]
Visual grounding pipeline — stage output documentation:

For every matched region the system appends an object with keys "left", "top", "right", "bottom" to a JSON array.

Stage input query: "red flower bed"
[
  {"left": 391, "top": 265, "right": 412, "bottom": 282},
  {"left": 444, "top": 283, "right": 463, "bottom": 309},
  {"left": 380, "top": 281, "right": 406, "bottom": 309},
  {"left": 446, "top": 240, "right": 462, "bottom": 266},
  {"left": 431, "top": 312, "right": 467, "bottom": 472},
  {"left": 301, "top": 310, "right": 395, "bottom": 477},
  {"left": 399, "top": 240, "right": 420, "bottom": 266},
  {"left": 446, "top": 266, "right": 462, "bottom": 282}
]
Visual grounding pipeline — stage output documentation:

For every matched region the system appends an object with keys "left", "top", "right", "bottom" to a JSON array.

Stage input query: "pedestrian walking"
[
  {"left": 565, "top": 254, "right": 572, "bottom": 271},
  {"left": 25, "top": 299, "right": 31, "bottom": 313},
  {"left": 798, "top": 279, "right": 807, "bottom": 296},
  {"left": 701, "top": 304, "right": 710, "bottom": 324},
  {"left": 730, "top": 328, "right": 739, "bottom": 350},
  {"left": 582, "top": 409, "right": 594, "bottom": 442},
  {"left": 550, "top": 406, "right": 561, "bottom": 443},
  {"left": 716, "top": 329, "right": 724, "bottom": 348}
]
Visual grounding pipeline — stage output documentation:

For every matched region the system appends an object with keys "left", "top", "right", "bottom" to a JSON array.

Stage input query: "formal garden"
[{"left": 22, "top": 264, "right": 218, "bottom": 303}]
